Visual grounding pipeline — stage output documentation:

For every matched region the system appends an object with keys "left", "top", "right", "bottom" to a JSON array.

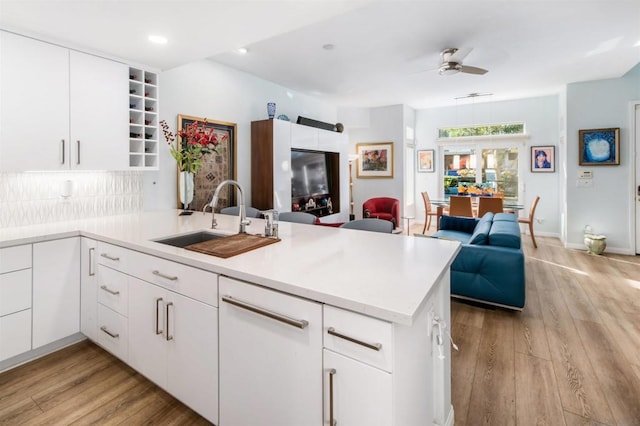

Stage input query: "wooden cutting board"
[{"left": 184, "top": 233, "right": 280, "bottom": 258}]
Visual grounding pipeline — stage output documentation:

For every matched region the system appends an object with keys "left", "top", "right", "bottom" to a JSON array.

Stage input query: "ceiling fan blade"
[{"left": 459, "top": 65, "right": 488, "bottom": 75}]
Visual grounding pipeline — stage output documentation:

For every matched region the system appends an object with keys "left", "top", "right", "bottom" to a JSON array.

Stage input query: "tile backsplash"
[{"left": 0, "top": 171, "right": 143, "bottom": 228}]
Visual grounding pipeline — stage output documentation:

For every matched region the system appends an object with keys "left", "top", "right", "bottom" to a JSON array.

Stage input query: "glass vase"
[{"left": 179, "top": 170, "right": 194, "bottom": 215}]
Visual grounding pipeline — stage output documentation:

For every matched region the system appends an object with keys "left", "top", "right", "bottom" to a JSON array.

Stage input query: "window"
[{"left": 438, "top": 123, "right": 525, "bottom": 139}]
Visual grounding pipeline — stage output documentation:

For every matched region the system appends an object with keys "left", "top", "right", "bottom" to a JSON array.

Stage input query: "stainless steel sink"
[{"left": 153, "top": 230, "right": 228, "bottom": 248}]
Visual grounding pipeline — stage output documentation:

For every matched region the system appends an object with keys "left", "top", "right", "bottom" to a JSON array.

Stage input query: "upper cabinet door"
[
  {"left": 0, "top": 31, "right": 70, "bottom": 171},
  {"left": 70, "top": 51, "right": 128, "bottom": 170}
]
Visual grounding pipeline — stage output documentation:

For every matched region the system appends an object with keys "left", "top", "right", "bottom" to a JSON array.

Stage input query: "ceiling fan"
[{"left": 438, "top": 48, "right": 488, "bottom": 76}]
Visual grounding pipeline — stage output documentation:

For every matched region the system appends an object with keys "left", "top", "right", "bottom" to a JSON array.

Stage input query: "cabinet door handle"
[
  {"left": 166, "top": 302, "right": 174, "bottom": 341},
  {"left": 155, "top": 297, "right": 163, "bottom": 335},
  {"left": 153, "top": 270, "right": 178, "bottom": 281},
  {"left": 329, "top": 368, "right": 336, "bottom": 426},
  {"left": 88, "top": 247, "right": 95, "bottom": 276},
  {"left": 60, "top": 139, "right": 65, "bottom": 164},
  {"left": 327, "top": 327, "right": 382, "bottom": 351},
  {"left": 100, "top": 285, "right": 120, "bottom": 296},
  {"left": 100, "top": 326, "right": 119, "bottom": 339},
  {"left": 76, "top": 140, "right": 81, "bottom": 165},
  {"left": 100, "top": 253, "right": 120, "bottom": 261},
  {"left": 221, "top": 295, "right": 309, "bottom": 329}
]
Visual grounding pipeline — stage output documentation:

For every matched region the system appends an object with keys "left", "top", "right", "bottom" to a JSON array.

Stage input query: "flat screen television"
[{"left": 291, "top": 149, "right": 330, "bottom": 198}]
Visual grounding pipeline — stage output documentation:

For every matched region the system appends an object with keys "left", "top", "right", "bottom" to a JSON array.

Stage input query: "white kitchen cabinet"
[
  {"left": 32, "top": 238, "right": 80, "bottom": 348},
  {"left": 128, "top": 276, "right": 218, "bottom": 424},
  {"left": 323, "top": 350, "right": 392, "bottom": 426},
  {"left": 0, "top": 31, "right": 70, "bottom": 171},
  {"left": 80, "top": 238, "right": 98, "bottom": 341},
  {"left": 0, "top": 30, "right": 128, "bottom": 171},
  {"left": 219, "top": 276, "right": 323, "bottom": 426},
  {"left": 69, "top": 50, "right": 128, "bottom": 170},
  {"left": 0, "top": 244, "right": 32, "bottom": 361},
  {"left": 322, "top": 275, "right": 451, "bottom": 426}
]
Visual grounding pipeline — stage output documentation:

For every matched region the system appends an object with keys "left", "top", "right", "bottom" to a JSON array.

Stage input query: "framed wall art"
[
  {"left": 530, "top": 145, "right": 555, "bottom": 172},
  {"left": 356, "top": 142, "right": 394, "bottom": 178},
  {"left": 176, "top": 114, "right": 237, "bottom": 210},
  {"left": 417, "top": 149, "right": 435, "bottom": 173},
  {"left": 579, "top": 127, "right": 620, "bottom": 166}
]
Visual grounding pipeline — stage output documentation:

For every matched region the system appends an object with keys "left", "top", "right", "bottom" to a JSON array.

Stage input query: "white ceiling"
[{"left": 1, "top": 1, "right": 639, "bottom": 109}]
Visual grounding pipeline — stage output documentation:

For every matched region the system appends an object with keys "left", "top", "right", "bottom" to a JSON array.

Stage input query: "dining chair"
[
  {"left": 340, "top": 219, "right": 393, "bottom": 233},
  {"left": 220, "top": 206, "right": 262, "bottom": 218},
  {"left": 518, "top": 196, "right": 540, "bottom": 248},
  {"left": 477, "top": 197, "right": 504, "bottom": 217},
  {"left": 421, "top": 191, "right": 440, "bottom": 233},
  {"left": 278, "top": 211, "right": 317, "bottom": 225},
  {"left": 448, "top": 196, "right": 474, "bottom": 217}
]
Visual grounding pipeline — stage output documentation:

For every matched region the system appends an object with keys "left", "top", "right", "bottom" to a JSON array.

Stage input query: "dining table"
[{"left": 430, "top": 197, "right": 524, "bottom": 230}]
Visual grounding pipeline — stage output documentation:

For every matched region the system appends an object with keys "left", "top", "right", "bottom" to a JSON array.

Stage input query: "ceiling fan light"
[{"left": 439, "top": 62, "right": 461, "bottom": 75}]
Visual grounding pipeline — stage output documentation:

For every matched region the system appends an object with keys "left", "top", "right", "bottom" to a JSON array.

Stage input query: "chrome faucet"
[{"left": 203, "top": 180, "right": 251, "bottom": 233}]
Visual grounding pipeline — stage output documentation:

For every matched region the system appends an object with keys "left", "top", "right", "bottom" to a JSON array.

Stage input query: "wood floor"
[
  {"left": 0, "top": 341, "right": 210, "bottom": 425},
  {"left": 2, "top": 229, "right": 639, "bottom": 425},
  {"left": 448, "top": 233, "right": 640, "bottom": 426}
]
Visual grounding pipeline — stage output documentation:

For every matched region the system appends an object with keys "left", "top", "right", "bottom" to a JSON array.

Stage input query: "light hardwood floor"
[{"left": 2, "top": 229, "right": 639, "bottom": 425}]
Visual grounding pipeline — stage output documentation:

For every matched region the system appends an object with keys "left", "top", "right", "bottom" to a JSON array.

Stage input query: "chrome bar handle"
[
  {"left": 100, "top": 253, "right": 120, "bottom": 262},
  {"left": 222, "top": 295, "right": 309, "bottom": 329},
  {"left": 166, "top": 302, "right": 174, "bottom": 341},
  {"left": 100, "top": 285, "right": 120, "bottom": 296},
  {"left": 60, "top": 139, "right": 65, "bottom": 164},
  {"left": 100, "top": 326, "right": 119, "bottom": 339},
  {"left": 327, "top": 327, "right": 382, "bottom": 351},
  {"left": 88, "top": 247, "right": 95, "bottom": 276},
  {"left": 329, "top": 368, "right": 336, "bottom": 426},
  {"left": 153, "top": 270, "right": 178, "bottom": 281},
  {"left": 76, "top": 140, "right": 81, "bottom": 165},
  {"left": 155, "top": 298, "right": 163, "bottom": 335}
]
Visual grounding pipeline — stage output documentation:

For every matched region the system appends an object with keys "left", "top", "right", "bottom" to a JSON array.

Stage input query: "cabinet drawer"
[
  {"left": 0, "top": 309, "right": 32, "bottom": 362},
  {"left": 97, "top": 304, "right": 128, "bottom": 362},
  {"left": 96, "top": 242, "right": 130, "bottom": 273},
  {"left": 97, "top": 265, "right": 128, "bottom": 316},
  {"left": 0, "top": 269, "right": 31, "bottom": 316},
  {"left": 0, "top": 245, "right": 31, "bottom": 274},
  {"left": 324, "top": 305, "right": 393, "bottom": 372},
  {"left": 129, "top": 251, "right": 217, "bottom": 307}
]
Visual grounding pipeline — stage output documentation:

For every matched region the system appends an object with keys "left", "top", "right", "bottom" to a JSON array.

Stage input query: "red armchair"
[{"left": 363, "top": 197, "right": 400, "bottom": 229}]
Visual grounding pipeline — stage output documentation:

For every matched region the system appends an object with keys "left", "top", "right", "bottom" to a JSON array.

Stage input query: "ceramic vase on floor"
[{"left": 179, "top": 171, "right": 194, "bottom": 212}]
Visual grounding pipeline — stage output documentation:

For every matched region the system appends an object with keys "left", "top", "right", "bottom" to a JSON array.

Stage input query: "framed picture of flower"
[
  {"left": 176, "top": 114, "right": 237, "bottom": 211},
  {"left": 579, "top": 128, "right": 620, "bottom": 166},
  {"left": 356, "top": 142, "right": 394, "bottom": 178}
]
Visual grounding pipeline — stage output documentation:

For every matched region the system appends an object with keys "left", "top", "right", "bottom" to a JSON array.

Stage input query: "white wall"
[
  {"left": 347, "top": 105, "right": 406, "bottom": 219},
  {"left": 565, "top": 63, "right": 640, "bottom": 253},
  {"left": 143, "top": 59, "right": 339, "bottom": 211},
  {"left": 415, "top": 96, "right": 561, "bottom": 237}
]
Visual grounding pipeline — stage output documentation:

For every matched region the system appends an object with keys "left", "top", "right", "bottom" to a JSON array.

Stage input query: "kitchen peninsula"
[{"left": 0, "top": 210, "right": 460, "bottom": 426}]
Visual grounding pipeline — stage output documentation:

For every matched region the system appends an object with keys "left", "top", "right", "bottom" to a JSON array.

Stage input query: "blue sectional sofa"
[{"left": 433, "top": 212, "right": 525, "bottom": 309}]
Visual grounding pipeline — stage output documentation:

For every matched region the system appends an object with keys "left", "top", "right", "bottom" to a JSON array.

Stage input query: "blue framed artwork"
[{"left": 579, "top": 128, "right": 620, "bottom": 166}]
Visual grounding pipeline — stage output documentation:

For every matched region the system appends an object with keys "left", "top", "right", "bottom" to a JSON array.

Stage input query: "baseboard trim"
[
  {"left": 0, "top": 333, "right": 86, "bottom": 373},
  {"left": 436, "top": 405, "right": 454, "bottom": 426},
  {"left": 564, "top": 242, "right": 635, "bottom": 255}
]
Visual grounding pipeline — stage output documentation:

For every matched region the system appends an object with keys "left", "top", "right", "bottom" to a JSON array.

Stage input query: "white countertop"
[{"left": 0, "top": 210, "right": 460, "bottom": 325}]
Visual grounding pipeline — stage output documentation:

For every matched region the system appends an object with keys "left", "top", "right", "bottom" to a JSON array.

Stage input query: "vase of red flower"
[{"left": 160, "top": 119, "right": 228, "bottom": 214}]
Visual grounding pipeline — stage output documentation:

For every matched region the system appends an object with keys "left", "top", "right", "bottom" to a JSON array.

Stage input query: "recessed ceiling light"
[
  {"left": 322, "top": 44, "right": 335, "bottom": 50},
  {"left": 148, "top": 35, "right": 168, "bottom": 45},
  {"left": 237, "top": 47, "right": 248, "bottom": 55}
]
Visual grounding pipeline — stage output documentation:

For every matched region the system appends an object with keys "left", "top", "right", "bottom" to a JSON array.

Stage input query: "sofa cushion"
[
  {"left": 466, "top": 213, "right": 493, "bottom": 245},
  {"left": 439, "top": 215, "right": 478, "bottom": 234},
  {"left": 488, "top": 219, "right": 521, "bottom": 249},
  {"left": 432, "top": 230, "right": 472, "bottom": 243},
  {"left": 493, "top": 212, "right": 517, "bottom": 222}
]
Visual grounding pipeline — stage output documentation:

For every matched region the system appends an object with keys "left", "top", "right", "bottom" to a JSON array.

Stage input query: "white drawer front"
[
  {"left": 0, "top": 268, "right": 31, "bottom": 316},
  {"left": 97, "top": 265, "right": 129, "bottom": 316},
  {"left": 97, "top": 304, "right": 128, "bottom": 362},
  {"left": 0, "top": 309, "right": 32, "bottom": 361},
  {"left": 324, "top": 305, "right": 393, "bottom": 372},
  {"left": 129, "top": 251, "right": 217, "bottom": 307},
  {"left": 96, "top": 242, "right": 129, "bottom": 273},
  {"left": 0, "top": 245, "right": 31, "bottom": 274}
]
